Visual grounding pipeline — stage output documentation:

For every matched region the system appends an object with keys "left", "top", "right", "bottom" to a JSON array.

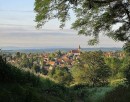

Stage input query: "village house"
[
  {"left": 49, "top": 61, "right": 56, "bottom": 66},
  {"left": 103, "top": 51, "right": 125, "bottom": 58},
  {"left": 118, "top": 52, "right": 125, "bottom": 59},
  {"left": 103, "top": 52, "right": 114, "bottom": 58}
]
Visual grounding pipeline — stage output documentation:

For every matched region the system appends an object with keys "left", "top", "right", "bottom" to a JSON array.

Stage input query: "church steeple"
[{"left": 78, "top": 45, "right": 81, "bottom": 51}]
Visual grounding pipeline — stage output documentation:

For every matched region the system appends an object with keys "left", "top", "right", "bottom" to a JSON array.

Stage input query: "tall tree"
[
  {"left": 34, "top": 0, "right": 130, "bottom": 45},
  {"left": 71, "top": 52, "right": 111, "bottom": 86}
]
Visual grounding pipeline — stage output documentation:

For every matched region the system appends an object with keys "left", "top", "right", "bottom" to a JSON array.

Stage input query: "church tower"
[{"left": 78, "top": 45, "right": 81, "bottom": 51}]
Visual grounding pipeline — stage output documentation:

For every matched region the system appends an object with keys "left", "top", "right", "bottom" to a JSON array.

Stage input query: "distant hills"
[{"left": 2, "top": 47, "right": 122, "bottom": 54}]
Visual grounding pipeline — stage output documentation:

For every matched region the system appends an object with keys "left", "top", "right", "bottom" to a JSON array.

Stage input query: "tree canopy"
[
  {"left": 71, "top": 52, "right": 111, "bottom": 86},
  {"left": 34, "top": 0, "right": 130, "bottom": 45}
]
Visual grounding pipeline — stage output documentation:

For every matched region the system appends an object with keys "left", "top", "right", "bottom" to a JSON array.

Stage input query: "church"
[{"left": 68, "top": 45, "right": 81, "bottom": 56}]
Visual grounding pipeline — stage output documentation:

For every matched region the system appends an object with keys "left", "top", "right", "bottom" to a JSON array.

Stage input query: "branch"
[
  {"left": 93, "top": 0, "right": 113, "bottom": 4},
  {"left": 113, "top": 19, "right": 129, "bottom": 24},
  {"left": 122, "top": 4, "right": 130, "bottom": 24}
]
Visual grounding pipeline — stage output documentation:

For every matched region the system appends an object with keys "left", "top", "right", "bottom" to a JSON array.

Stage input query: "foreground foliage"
[
  {"left": 102, "top": 85, "right": 130, "bottom": 102},
  {"left": 0, "top": 57, "right": 71, "bottom": 102},
  {"left": 34, "top": 0, "right": 130, "bottom": 45}
]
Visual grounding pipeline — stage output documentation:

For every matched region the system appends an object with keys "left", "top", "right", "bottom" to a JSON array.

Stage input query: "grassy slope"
[
  {"left": 0, "top": 60, "right": 71, "bottom": 102},
  {"left": 102, "top": 85, "right": 130, "bottom": 102}
]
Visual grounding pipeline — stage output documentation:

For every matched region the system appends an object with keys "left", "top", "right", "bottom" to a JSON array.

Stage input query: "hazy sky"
[{"left": 0, "top": 0, "right": 124, "bottom": 49}]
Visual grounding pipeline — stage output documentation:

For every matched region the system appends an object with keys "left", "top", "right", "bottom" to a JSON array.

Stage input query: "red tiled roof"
[
  {"left": 70, "top": 50, "right": 80, "bottom": 53},
  {"left": 49, "top": 61, "right": 55, "bottom": 66}
]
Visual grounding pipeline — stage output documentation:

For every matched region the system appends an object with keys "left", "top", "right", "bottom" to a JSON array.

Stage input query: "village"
[{"left": 2, "top": 46, "right": 125, "bottom": 74}]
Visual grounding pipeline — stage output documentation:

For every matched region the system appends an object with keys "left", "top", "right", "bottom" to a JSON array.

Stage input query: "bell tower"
[{"left": 78, "top": 45, "right": 81, "bottom": 51}]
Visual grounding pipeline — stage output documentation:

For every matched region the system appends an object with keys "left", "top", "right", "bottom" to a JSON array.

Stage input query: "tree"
[
  {"left": 49, "top": 53, "right": 56, "bottom": 60},
  {"left": 105, "top": 57, "right": 122, "bottom": 77},
  {"left": 123, "top": 42, "right": 130, "bottom": 56},
  {"left": 48, "top": 67, "right": 72, "bottom": 85},
  {"left": 34, "top": 0, "right": 130, "bottom": 45},
  {"left": 16, "top": 52, "right": 21, "bottom": 58},
  {"left": 71, "top": 65, "right": 87, "bottom": 84},
  {"left": 71, "top": 51, "right": 111, "bottom": 86},
  {"left": 56, "top": 50, "right": 62, "bottom": 57},
  {"left": 123, "top": 42, "right": 130, "bottom": 84},
  {"left": 41, "top": 67, "right": 48, "bottom": 75},
  {"left": 32, "top": 64, "right": 41, "bottom": 73},
  {"left": 20, "top": 58, "right": 30, "bottom": 68},
  {"left": 21, "top": 53, "right": 27, "bottom": 59}
]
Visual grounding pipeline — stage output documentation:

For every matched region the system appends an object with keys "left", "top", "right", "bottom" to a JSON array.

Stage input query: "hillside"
[
  {"left": 0, "top": 57, "right": 71, "bottom": 102},
  {"left": 3, "top": 47, "right": 122, "bottom": 54},
  {"left": 1, "top": 56, "right": 130, "bottom": 102}
]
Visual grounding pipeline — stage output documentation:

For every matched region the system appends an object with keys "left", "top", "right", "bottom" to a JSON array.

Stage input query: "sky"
[{"left": 0, "top": 0, "right": 124, "bottom": 49}]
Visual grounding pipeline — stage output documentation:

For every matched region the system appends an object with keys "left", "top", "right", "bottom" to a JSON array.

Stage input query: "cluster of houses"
[
  {"left": 6, "top": 46, "right": 81, "bottom": 71},
  {"left": 103, "top": 51, "right": 125, "bottom": 59},
  {"left": 38, "top": 46, "right": 81, "bottom": 70}
]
